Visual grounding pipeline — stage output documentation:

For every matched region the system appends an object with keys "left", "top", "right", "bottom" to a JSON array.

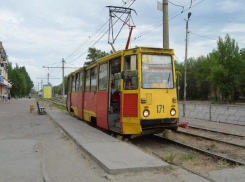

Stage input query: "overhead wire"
[
  {"left": 189, "top": 32, "right": 217, "bottom": 40},
  {"left": 132, "top": 1, "right": 192, "bottom": 39},
  {"left": 49, "top": 63, "right": 62, "bottom": 77},
  {"left": 66, "top": 0, "right": 136, "bottom": 65},
  {"left": 132, "top": 0, "right": 205, "bottom": 41},
  {"left": 189, "top": 31, "right": 245, "bottom": 45},
  {"left": 43, "top": 0, "right": 134, "bottom": 80},
  {"left": 64, "top": 0, "right": 132, "bottom": 62},
  {"left": 169, "top": 1, "right": 184, "bottom": 12},
  {"left": 51, "top": 69, "right": 62, "bottom": 77}
]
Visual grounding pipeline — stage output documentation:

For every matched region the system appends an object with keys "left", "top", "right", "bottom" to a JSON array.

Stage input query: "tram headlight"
[
  {"left": 170, "top": 109, "right": 176, "bottom": 116},
  {"left": 143, "top": 110, "right": 149, "bottom": 117}
]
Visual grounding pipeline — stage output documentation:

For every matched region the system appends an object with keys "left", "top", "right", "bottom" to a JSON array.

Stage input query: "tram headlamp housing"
[
  {"left": 170, "top": 109, "right": 176, "bottom": 116},
  {"left": 143, "top": 110, "right": 149, "bottom": 117}
]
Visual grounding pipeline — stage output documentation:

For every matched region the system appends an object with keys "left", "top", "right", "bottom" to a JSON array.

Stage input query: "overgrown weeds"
[
  {"left": 210, "top": 141, "right": 216, "bottom": 148},
  {"left": 166, "top": 152, "right": 176, "bottom": 162},
  {"left": 61, "top": 133, "right": 70, "bottom": 141},
  {"left": 180, "top": 151, "right": 198, "bottom": 161}
]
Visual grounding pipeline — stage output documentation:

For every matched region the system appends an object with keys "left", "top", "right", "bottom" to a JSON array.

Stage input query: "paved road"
[
  {"left": 0, "top": 99, "right": 107, "bottom": 182},
  {"left": 0, "top": 99, "right": 244, "bottom": 182}
]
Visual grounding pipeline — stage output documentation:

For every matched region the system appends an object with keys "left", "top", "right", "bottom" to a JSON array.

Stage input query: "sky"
[{"left": 0, "top": 0, "right": 245, "bottom": 88}]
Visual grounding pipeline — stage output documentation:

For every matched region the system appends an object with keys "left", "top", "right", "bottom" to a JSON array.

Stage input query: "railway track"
[
  {"left": 175, "top": 130, "right": 245, "bottom": 148},
  {"left": 188, "top": 125, "right": 245, "bottom": 138},
  {"left": 44, "top": 99, "right": 66, "bottom": 107},
  {"left": 154, "top": 134, "right": 245, "bottom": 166},
  {"left": 131, "top": 134, "right": 244, "bottom": 182}
]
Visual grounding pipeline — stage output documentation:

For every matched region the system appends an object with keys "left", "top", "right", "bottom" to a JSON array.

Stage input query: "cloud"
[
  {"left": 0, "top": 9, "right": 23, "bottom": 24},
  {"left": 221, "top": 24, "right": 245, "bottom": 33},
  {"left": 1, "top": 0, "right": 245, "bottom": 86}
]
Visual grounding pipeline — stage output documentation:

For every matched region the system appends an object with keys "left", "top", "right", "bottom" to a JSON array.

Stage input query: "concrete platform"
[{"left": 47, "top": 109, "right": 169, "bottom": 174}]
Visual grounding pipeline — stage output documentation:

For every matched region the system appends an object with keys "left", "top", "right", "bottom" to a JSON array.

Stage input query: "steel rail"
[
  {"left": 154, "top": 134, "right": 245, "bottom": 166},
  {"left": 188, "top": 125, "right": 245, "bottom": 138},
  {"left": 175, "top": 130, "right": 245, "bottom": 148},
  {"left": 46, "top": 99, "right": 66, "bottom": 107}
]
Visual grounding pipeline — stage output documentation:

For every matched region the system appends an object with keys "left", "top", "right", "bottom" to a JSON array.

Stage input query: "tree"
[
  {"left": 53, "top": 76, "right": 68, "bottom": 95},
  {"left": 7, "top": 63, "right": 33, "bottom": 97},
  {"left": 84, "top": 47, "right": 109, "bottom": 66},
  {"left": 210, "top": 34, "right": 241, "bottom": 101}
]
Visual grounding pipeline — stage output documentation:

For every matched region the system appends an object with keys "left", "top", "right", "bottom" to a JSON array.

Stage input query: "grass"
[
  {"left": 210, "top": 141, "right": 216, "bottom": 148},
  {"left": 180, "top": 151, "right": 198, "bottom": 161},
  {"left": 216, "top": 159, "right": 229, "bottom": 170},
  {"left": 166, "top": 152, "right": 177, "bottom": 162},
  {"left": 50, "top": 103, "right": 66, "bottom": 111},
  {"left": 165, "top": 165, "right": 175, "bottom": 171},
  {"left": 61, "top": 133, "right": 70, "bottom": 141}
]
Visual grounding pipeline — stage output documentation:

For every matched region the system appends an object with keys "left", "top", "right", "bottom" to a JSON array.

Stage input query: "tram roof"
[{"left": 67, "top": 47, "right": 174, "bottom": 76}]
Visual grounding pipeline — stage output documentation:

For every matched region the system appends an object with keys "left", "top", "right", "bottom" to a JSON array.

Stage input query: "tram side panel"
[
  {"left": 96, "top": 91, "right": 108, "bottom": 129},
  {"left": 75, "top": 92, "right": 83, "bottom": 119},
  {"left": 83, "top": 92, "right": 97, "bottom": 122}
]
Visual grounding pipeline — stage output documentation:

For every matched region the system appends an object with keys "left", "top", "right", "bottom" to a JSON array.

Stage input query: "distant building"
[{"left": 0, "top": 41, "right": 12, "bottom": 96}]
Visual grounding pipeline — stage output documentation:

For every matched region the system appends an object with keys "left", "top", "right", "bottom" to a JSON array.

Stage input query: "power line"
[
  {"left": 133, "top": 0, "right": 205, "bottom": 41},
  {"left": 189, "top": 32, "right": 217, "bottom": 40},
  {"left": 51, "top": 69, "right": 62, "bottom": 77},
  {"left": 64, "top": 0, "right": 133, "bottom": 62},
  {"left": 169, "top": 1, "right": 184, "bottom": 12},
  {"left": 43, "top": 61, "right": 61, "bottom": 67},
  {"left": 66, "top": 0, "right": 136, "bottom": 65},
  {"left": 190, "top": 31, "right": 245, "bottom": 45},
  {"left": 41, "top": 1, "right": 134, "bottom": 72}
]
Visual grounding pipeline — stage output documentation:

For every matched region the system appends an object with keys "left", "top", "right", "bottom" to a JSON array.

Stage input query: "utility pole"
[
  {"left": 178, "top": 72, "right": 180, "bottom": 102},
  {"left": 47, "top": 73, "right": 50, "bottom": 84},
  {"left": 183, "top": 12, "right": 192, "bottom": 117},
  {"left": 38, "top": 83, "right": 39, "bottom": 92},
  {"left": 41, "top": 80, "right": 43, "bottom": 106},
  {"left": 62, "top": 58, "right": 65, "bottom": 103},
  {"left": 163, "top": 0, "right": 169, "bottom": 49},
  {"left": 42, "top": 61, "right": 78, "bottom": 103}
]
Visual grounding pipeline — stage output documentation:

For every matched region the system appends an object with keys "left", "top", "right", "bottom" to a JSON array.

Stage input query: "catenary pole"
[
  {"left": 183, "top": 12, "right": 191, "bottom": 117},
  {"left": 163, "top": 0, "right": 169, "bottom": 48},
  {"left": 47, "top": 73, "right": 49, "bottom": 84},
  {"left": 62, "top": 58, "right": 65, "bottom": 103},
  {"left": 178, "top": 72, "right": 180, "bottom": 102},
  {"left": 41, "top": 79, "right": 43, "bottom": 106}
]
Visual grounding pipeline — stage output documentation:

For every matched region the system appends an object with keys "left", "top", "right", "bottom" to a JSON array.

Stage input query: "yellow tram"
[{"left": 67, "top": 47, "right": 179, "bottom": 136}]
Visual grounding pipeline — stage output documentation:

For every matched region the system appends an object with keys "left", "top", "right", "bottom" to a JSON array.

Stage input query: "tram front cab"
[{"left": 120, "top": 47, "right": 179, "bottom": 135}]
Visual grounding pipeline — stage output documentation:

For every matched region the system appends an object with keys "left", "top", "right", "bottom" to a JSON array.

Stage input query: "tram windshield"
[{"left": 142, "top": 54, "right": 174, "bottom": 89}]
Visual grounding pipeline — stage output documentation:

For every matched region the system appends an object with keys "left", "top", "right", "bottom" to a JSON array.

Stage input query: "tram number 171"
[{"left": 156, "top": 105, "right": 164, "bottom": 113}]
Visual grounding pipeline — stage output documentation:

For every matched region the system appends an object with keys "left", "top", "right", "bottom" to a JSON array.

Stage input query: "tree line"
[
  {"left": 53, "top": 76, "right": 68, "bottom": 95},
  {"left": 53, "top": 35, "right": 245, "bottom": 103},
  {"left": 7, "top": 63, "right": 34, "bottom": 97},
  {"left": 176, "top": 34, "right": 245, "bottom": 102},
  {"left": 53, "top": 48, "right": 108, "bottom": 95}
]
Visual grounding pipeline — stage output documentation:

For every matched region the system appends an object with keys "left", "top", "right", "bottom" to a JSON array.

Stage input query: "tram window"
[
  {"left": 85, "top": 70, "right": 90, "bottom": 92},
  {"left": 79, "top": 71, "right": 83, "bottom": 91},
  {"left": 91, "top": 67, "right": 97, "bottom": 91},
  {"left": 142, "top": 54, "right": 173, "bottom": 89},
  {"left": 124, "top": 55, "right": 138, "bottom": 90},
  {"left": 75, "top": 73, "right": 80, "bottom": 92},
  {"left": 72, "top": 75, "right": 76, "bottom": 92},
  {"left": 99, "top": 63, "right": 108, "bottom": 91}
]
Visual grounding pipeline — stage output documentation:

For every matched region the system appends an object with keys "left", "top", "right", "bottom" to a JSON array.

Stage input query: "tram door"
[
  {"left": 121, "top": 55, "right": 140, "bottom": 134},
  {"left": 108, "top": 57, "right": 122, "bottom": 133}
]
